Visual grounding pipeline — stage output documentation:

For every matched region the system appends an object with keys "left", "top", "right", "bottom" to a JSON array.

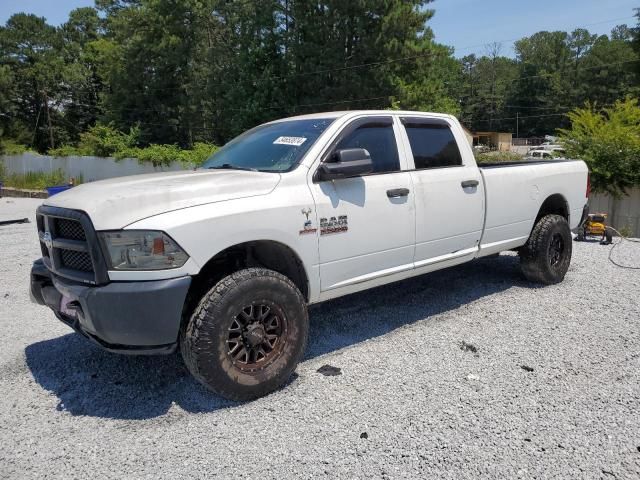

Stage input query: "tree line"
[{"left": 0, "top": 0, "right": 638, "bottom": 153}]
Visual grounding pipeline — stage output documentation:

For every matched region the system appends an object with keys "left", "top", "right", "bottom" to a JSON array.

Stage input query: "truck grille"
[
  {"left": 55, "top": 218, "right": 86, "bottom": 241},
  {"left": 60, "top": 249, "right": 94, "bottom": 272},
  {"left": 36, "top": 206, "right": 108, "bottom": 285}
]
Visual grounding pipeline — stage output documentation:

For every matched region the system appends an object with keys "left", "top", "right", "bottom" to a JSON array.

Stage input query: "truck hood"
[{"left": 44, "top": 169, "right": 281, "bottom": 230}]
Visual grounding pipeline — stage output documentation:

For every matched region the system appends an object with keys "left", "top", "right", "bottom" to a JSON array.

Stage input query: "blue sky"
[
  {"left": 429, "top": 0, "right": 638, "bottom": 56},
  {"left": 0, "top": 0, "right": 95, "bottom": 26},
  {"left": 0, "top": 0, "right": 638, "bottom": 57}
]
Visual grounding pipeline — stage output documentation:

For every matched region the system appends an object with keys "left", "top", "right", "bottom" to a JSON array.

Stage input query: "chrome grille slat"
[{"left": 52, "top": 238, "right": 89, "bottom": 252}]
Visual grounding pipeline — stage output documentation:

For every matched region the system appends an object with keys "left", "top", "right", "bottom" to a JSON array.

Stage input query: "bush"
[
  {"left": 119, "top": 144, "right": 182, "bottom": 166},
  {"left": 50, "top": 124, "right": 139, "bottom": 158},
  {"left": 48, "top": 144, "right": 85, "bottom": 157},
  {"left": 177, "top": 142, "right": 218, "bottom": 166},
  {"left": 48, "top": 123, "right": 218, "bottom": 167},
  {"left": 0, "top": 139, "right": 33, "bottom": 155},
  {"left": 475, "top": 151, "right": 524, "bottom": 163},
  {"left": 116, "top": 142, "right": 218, "bottom": 167},
  {"left": 558, "top": 98, "right": 640, "bottom": 196}
]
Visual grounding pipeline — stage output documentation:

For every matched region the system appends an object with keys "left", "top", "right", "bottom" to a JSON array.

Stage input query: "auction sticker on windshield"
[{"left": 273, "top": 136, "right": 307, "bottom": 146}]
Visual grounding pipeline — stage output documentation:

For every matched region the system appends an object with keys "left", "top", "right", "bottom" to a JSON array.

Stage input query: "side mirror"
[{"left": 316, "top": 148, "right": 373, "bottom": 181}]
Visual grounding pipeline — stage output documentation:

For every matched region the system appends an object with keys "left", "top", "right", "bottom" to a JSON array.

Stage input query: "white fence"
[{"left": 1, "top": 153, "right": 190, "bottom": 183}]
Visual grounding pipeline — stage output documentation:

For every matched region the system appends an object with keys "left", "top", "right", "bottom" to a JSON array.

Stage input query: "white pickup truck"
[{"left": 31, "top": 110, "right": 589, "bottom": 400}]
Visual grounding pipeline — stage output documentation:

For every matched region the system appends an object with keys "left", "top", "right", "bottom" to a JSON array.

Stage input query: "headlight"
[{"left": 98, "top": 230, "right": 189, "bottom": 270}]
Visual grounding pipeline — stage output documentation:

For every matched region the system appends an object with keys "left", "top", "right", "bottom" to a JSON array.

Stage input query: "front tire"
[
  {"left": 181, "top": 268, "right": 308, "bottom": 401},
  {"left": 520, "top": 214, "right": 572, "bottom": 285}
]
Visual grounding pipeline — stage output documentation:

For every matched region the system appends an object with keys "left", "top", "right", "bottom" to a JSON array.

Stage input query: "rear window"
[{"left": 402, "top": 121, "right": 462, "bottom": 169}]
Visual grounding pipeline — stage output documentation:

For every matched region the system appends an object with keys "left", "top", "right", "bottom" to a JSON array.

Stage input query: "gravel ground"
[{"left": 1, "top": 197, "right": 639, "bottom": 479}]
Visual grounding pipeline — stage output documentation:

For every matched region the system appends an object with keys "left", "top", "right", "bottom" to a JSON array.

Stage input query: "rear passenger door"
[
  {"left": 309, "top": 116, "right": 415, "bottom": 293},
  {"left": 398, "top": 117, "right": 484, "bottom": 266}
]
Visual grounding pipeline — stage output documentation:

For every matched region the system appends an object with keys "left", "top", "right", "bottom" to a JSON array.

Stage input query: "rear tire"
[
  {"left": 181, "top": 268, "right": 308, "bottom": 401},
  {"left": 520, "top": 214, "right": 572, "bottom": 285}
]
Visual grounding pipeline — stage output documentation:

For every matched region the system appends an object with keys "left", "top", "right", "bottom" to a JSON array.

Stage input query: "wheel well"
[
  {"left": 535, "top": 194, "right": 569, "bottom": 224},
  {"left": 183, "top": 241, "right": 309, "bottom": 321}
]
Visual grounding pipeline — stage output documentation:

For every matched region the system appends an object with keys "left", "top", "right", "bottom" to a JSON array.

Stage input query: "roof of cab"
[{"left": 270, "top": 109, "right": 456, "bottom": 123}]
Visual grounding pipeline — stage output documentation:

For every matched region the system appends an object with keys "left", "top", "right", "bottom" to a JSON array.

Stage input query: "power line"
[
  {"left": 485, "top": 112, "right": 569, "bottom": 122},
  {"left": 70, "top": 94, "right": 390, "bottom": 116},
  {"left": 450, "top": 14, "right": 638, "bottom": 56},
  {"left": 63, "top": 95, "right": 391, "bottom": 131},
  {"left": 450, "top": 58, "right": 639, "bottom": 89},
  {"left": 60, "top": 50, "right": 445, "bottom": 97},
  {"left": 471, "top": 101, "right": 622, "bottom": 124},
  {"left": 63, "top": 57, "right": 638, "bottom": 119}
]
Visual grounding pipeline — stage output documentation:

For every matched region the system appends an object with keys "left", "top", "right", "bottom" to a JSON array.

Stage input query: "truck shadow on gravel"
[{"left": 25, "top": 253, "right": 534, "bottom": 420}]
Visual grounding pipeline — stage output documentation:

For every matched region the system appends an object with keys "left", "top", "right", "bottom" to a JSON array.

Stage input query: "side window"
[
  {"left": 334, "top": 122, "right": 400, "bottom": 174},
  {"left": 402, "top": 121, "right": 462, "bottom": 169}
]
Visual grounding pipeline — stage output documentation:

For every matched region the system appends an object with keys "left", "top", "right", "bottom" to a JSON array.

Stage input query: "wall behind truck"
[
  {"left": 589, "top": 189, "right": 640, "bottom": 237},
  {"left": 0, "top": 153, "right": 190, "bottom": 183}
]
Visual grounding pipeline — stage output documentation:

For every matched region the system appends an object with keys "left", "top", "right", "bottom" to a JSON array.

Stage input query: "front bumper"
[{"left": 31, "top": 259, "right": 191, "bottom": 355}]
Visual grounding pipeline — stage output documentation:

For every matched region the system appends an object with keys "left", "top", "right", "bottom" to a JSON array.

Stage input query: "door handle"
[
  {"left": 386, "top": 188, "right": 410, "bottom": 198},
  {"left": 461, "top": 180, "right": 479, "bottom": 188}
]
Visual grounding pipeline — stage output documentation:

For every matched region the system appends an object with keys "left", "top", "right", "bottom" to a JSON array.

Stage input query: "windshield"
[{"left": 203, "top": 118, "right": 335, "bottom": 172}]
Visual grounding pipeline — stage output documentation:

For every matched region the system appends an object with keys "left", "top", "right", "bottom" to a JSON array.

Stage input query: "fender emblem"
[{"left": 299, "top": 208, "right": 317, "bottom": 235}]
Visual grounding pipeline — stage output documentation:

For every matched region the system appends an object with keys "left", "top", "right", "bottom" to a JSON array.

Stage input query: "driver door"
[{"left": 308, "top": 116, "right": 415, "bottom": 294}]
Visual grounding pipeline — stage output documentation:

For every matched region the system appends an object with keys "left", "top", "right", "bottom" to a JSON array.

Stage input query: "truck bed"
[
  {"left": 478, "top": 159, "right": 579, "bottom": 169},
  {"left": 478, "top": 158, "right": 588, "bottom": 256}
]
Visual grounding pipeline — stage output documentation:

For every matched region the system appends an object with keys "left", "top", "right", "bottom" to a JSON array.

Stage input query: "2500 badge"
[{"left": 320, "top": 215, "right": 348, "bottom": 235}]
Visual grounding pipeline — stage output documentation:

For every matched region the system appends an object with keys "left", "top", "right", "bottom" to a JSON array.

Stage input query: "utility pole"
[
  {"left": 516, "top": 111, "right": 519, "bottom": 139},
  {"left": 31, "top": 105, "right": 42, "bottom": 146},
  {"left": 43, "top": 90, "right": 55, "bottom": 150}
]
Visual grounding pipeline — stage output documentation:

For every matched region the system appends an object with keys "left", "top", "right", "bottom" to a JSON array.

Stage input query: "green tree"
[
  {"left": 93, "top": 0, "right": 205, "bottom": 146},
  {"left": 0, "top": 14, "right": 66, "bottom": 151},
  {"left": 459, "top": 45, "right": 518, "bottom": 132},
  {"left": 558, "top": 98, "right": 640, "bottom": 196},
  {"left": 59, "top": 7, "right": 105, "bottom": 142},
  {"left": 633, "top": 8, "right": 640, "bottom": 77},
  {"left": 578, "top": 31, "right": 638, "bottom": 105},
  {"left": 90, "top": 0, "right": 458, "bottom": 145},
  {"left": 0, "top": 65, "right": 16, "bottom": 139},
  {"left": 506, "top": 31, "right": 573, "bottom": 136}
]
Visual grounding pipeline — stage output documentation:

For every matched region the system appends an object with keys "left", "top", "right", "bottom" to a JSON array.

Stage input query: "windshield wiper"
[{"left": 207, "top": 163, "right": 258, "bottom": 172}]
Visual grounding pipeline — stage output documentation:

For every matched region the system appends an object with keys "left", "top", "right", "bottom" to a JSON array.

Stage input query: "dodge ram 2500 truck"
[{"left": 31, "top": 110, "right": 589, "bottom": 400}]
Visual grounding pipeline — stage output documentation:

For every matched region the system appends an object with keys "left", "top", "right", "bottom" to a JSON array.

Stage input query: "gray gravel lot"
[{"left": 1, "top": 197, "right": 639, "bottom": 479}]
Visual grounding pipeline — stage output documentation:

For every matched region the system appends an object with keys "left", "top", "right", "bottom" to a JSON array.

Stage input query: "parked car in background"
[
  {"left": 30, "top": 110, "right": 589, "bottom": 401},
  {"left": 473, "top": 144, "right": 491, "bottom": 154},
  {"left": 528, "top": 149, "right": 555, "bottom": 159},
  {"left": 527, "top": 147, "right": 566, "bottom": 159},
  {"left": 528, "top": 144, "right": 566, "bottom": 154}
]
